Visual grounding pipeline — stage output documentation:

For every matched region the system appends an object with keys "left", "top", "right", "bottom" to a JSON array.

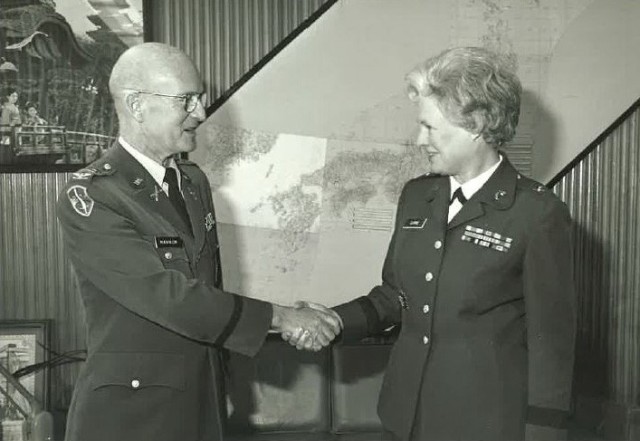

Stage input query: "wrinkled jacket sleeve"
[
  {"left": 333, "top": 185, "right": 407, "bottom": 342},
  {"left": 57, "top": 183, "right": 273, "bottom": 357},
  {"left": 523, "top": 200, "right": 577, "bottom": 440}
]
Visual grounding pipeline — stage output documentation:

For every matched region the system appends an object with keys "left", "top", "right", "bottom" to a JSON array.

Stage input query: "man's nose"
[
  {"left": 415, "top": 128, "right": 429, "bottom": 147},
  {"left": 190, "top": 99, "right": 206, "bottom": 122}
]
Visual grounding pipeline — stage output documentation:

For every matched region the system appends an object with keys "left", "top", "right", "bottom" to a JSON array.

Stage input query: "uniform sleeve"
[
  {"left": 333, "top": 187, "right": 406, "bottom": 342},
  {"left": 523, "top": 199, "right": 577, "bottom": 440},
  {"left": 57, "top": 184, "right": 273, "bottom": 357}
]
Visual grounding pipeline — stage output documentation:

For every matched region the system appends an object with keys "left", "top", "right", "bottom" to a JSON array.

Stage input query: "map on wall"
[
  {"left": 197, "top": 124, "right": 426, "bottom": 306},
  {"left": 194, "top": 0, "right": 595, "bottom": 307}
]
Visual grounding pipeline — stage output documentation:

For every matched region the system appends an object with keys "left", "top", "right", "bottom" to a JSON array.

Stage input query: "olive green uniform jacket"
[
  {"left": 335, "top": 158, "right": 576, "bottom": 441},
  {"left": 57, "top": 143, "right": 273, "bottom": 441}
]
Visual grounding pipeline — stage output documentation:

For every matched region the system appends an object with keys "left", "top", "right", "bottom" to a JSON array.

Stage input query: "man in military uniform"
[
  {"left": 291, "top": 47, "right": 576, "bottom": 441},
  {"left": 57, "top": 43, "right": 341, "bottom": 441}
]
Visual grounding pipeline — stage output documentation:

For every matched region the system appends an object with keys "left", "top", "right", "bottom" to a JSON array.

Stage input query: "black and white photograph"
[
  {"left": 0, "top": 320, "right": 51, "bottom": 441},
  {"left": 1, "top": 1, "right": 639, "bottom": 441}
]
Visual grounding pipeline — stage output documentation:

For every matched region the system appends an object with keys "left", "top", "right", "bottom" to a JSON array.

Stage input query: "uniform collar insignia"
[
  {"left": 150, "top": 186, "right": 162, "bottom": 202},
  {"left": 469, "top": 155, "right": 518, "bottom": 210}
]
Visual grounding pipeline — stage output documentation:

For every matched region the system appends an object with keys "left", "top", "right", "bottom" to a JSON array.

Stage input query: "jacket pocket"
[
  {"left": 143, "top": 235, "right": 193, "bottom": 276},
  {"left": 88, "top": 352, "right": 185, "bottom": 392}
]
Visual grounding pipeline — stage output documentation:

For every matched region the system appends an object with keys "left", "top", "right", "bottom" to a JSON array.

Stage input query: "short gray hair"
[{"left": 406, "top": 47, "right": 521, "bottom": 147}]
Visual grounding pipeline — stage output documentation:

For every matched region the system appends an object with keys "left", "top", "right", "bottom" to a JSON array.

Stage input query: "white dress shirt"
[
  {"left": 448, "top": 155, "right": 503, "bottom": 223},
  {"left": 119, "top": 136, "right": 181, "bottom": 196}
]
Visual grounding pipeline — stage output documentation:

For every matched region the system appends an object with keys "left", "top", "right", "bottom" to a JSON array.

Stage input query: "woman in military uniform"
[{"left": 328, "top": 47, "right": 576, "bottom": 441}]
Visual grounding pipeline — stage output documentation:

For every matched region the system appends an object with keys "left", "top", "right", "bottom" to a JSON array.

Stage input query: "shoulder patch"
[{"left": 66, "top": 185, "right": 95, "bottom": 217}]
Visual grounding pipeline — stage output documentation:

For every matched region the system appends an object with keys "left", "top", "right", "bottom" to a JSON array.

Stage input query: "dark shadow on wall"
[{"left": 523, "top": 89, "right": 558, "bottom": 181}]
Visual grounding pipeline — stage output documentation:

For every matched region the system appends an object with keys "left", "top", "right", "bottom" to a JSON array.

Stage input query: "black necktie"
[
  {"left": 450, "top": 187, "right": 468, "bottom": 205},
  {"left": 163, "top": 167, "right": 192, "bottom": 233}
]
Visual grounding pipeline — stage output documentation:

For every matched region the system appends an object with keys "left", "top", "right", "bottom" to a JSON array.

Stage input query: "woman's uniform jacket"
[
  {"left": 57, "top": 143, "right": 273, "bottom": 441},
  {"left": 334, "top": 157, "right": 576, "bottom": 441}
]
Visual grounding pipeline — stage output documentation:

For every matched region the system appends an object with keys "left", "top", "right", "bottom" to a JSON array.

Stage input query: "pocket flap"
[{"left": 88, "top": 352, "right": 185, "bottom": 391}]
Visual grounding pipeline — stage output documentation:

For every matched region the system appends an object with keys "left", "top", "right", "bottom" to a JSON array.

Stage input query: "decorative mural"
[{"left": 0, "top": 0, "right": 144, "bottom": 171}]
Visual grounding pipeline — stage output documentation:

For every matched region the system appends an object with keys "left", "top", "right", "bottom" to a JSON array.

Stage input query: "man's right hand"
[{"left": 271, "top": 304, "right": 341, "bottom": 351}]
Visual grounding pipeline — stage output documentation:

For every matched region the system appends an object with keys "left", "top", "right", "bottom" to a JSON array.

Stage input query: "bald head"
[
  {"left": 109, "top": 43, "right": 206, "bottom": 163},
  {"left": 109, "top": 43, "right": 200, "bottom": 104}
]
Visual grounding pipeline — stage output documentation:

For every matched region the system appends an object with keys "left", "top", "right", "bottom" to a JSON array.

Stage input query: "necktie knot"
[{"left": 450, "top": 187, "right": 468, "bottom": 205}]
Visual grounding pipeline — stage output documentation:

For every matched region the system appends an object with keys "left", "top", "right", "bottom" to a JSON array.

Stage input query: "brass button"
[
  {"left": 103, "top": 163, "right": 112, "bottom": 170},
  {"left": 131, "top": 379, "right": 140, "bottom": 389},
  {"left": 423, "top": 336, "right": 429, "bottom": 345},
  {"left": 434, "top": 240, "right": 442, "bottom": 249},
  {"left": 425, "top": 272, "right": 434, "bottom": 282},
  {"left": 422, "top": 304, "right": 430, "bottom": 314},
  {"left": 164, "top": 252, "right": 173, "bottom": 260}
]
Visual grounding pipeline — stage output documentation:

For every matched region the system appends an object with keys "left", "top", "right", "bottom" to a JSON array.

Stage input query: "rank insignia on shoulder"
[
  {"left": 71, "top": 170, "right": 95, "bottom": 180},
  {"left": 71, "top": 165, "right": 114, "bottom": 181},
  {"left": 67, "top": 185, "right": 94, "bottom": 217},
  {"left": 205, "top": 212, "right": 215, "bottom": 231},
  {"left": 154, "top": 236, "right": 184, "bottom": 248},
  {"left": 402, "top": 218, "right": 427, "bottom": 229},
  {"left": 461, "top": 225, "right": 513, "bottom": 252}
]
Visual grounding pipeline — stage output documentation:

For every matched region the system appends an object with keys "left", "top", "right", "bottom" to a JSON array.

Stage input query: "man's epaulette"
[{"left": 70, "top": 162, "right": 116, "bottom": 182}]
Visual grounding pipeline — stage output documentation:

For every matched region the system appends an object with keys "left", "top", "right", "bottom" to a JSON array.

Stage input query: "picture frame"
[
  {"left": 0, "top": 319, "right": 51, "bottom": 441},
  {"left": 0, "top": 0, "right": 150, "bottom": 173}
]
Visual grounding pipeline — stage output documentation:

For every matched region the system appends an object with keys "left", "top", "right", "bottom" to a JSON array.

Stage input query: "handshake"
[{"left": 271, "top": 301, "right": 343, "bottom": 352}]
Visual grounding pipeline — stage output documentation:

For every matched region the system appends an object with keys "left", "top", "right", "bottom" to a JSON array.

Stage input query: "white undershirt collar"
[{"left": 119, "top": 136, "right": 180, "bottom": 194}]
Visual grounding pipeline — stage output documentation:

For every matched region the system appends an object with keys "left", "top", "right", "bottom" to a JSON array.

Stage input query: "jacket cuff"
[
  {"left": 334, "top": 296, "right": 378, "bottom": 343},
  {"left": 221, "top": 295, "right": 272, "bottom": 357}
]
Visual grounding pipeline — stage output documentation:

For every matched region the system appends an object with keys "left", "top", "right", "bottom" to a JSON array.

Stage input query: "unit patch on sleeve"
[
  {"left": 67, "top": 185, "right": 94, "bottom": 217},
  {"left": 461, "top": 225, "right": 513, "bottom": 252}
]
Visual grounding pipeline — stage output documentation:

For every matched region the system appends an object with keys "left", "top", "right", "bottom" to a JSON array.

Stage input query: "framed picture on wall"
[
  {"left": 0, "top": 0, "right": 150, "bottom": 173},
  {"left": 0, "top": 319, "right": 51, "bottom": 441}
]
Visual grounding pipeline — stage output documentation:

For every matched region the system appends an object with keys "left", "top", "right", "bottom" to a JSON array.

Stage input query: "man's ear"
[{"left": 125, "top": 93, "right": 144, "bottom": 122}]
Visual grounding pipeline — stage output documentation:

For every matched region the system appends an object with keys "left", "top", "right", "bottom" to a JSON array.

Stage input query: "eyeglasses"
[{"left": 132, "top": 90, "right": 207, "bottom": 113}]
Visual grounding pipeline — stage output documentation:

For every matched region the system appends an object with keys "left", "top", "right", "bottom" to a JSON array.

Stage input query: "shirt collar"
[
  {"left": 449, "top": 154, "right": 503, "bottom": 200},
  {"left": 119, "top": 136, "right": 177, "bottom": 188}
]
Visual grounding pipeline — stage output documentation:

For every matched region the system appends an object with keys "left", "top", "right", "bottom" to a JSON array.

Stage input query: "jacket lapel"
[
  {"left": 447, "top": 155, "right": 518, "bottom": 231},
  {"left": 423, "top": 177, "right": 450, "bottom": 230},
  {"left": 108, "top": 143, "right": 195, "bottom": 239},
  {"left": 179, "top": 167, "right": 206, "bottom": 261}
]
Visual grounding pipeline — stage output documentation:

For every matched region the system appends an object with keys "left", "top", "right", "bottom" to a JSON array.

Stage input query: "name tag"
[
  {"left": 402, "top": 218, "right": 427, "bottom": 229},
  {"left": 154, "top": 236, "right": 184, "bottom": 248}
]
